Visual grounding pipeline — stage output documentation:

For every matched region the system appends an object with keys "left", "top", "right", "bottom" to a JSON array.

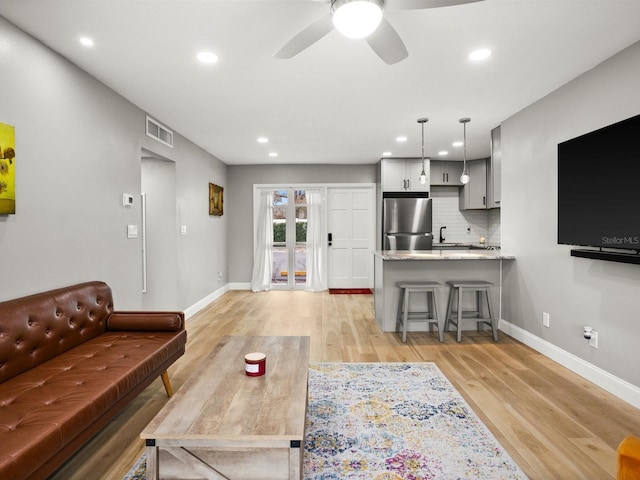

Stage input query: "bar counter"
[{"left": 373, "top": 249, "right": 515, "bottom": 333}]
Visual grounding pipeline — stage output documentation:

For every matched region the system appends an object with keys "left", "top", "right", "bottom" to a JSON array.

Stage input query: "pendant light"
[
  {"left": 418, "top": 117, "right": 428, "bottom": 185},
  {"left": 459, "top": 117, "right": 471, "bottom": 185}
]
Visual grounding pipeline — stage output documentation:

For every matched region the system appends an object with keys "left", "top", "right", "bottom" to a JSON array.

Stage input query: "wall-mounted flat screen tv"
[{"left": 558, "top": 114, "right": 640, "bottom": 251}]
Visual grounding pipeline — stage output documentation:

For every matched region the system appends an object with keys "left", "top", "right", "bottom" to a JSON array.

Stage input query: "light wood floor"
[{"left": 50, "top": 290, "right": 639, "bottom": 480}]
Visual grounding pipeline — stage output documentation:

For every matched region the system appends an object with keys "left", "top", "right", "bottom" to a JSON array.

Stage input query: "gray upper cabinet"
[
  {"left": 381, "top": 159, "right": 430, "bottom": 193},
  {"left": 487, "top": 125, "right": 501, "bottom": 208},
  {"left": 459, "top": 159, "right": 488, "bottom": 210},
  {"left": 430, "top": 161, "right": 463, "bottom": 186}
]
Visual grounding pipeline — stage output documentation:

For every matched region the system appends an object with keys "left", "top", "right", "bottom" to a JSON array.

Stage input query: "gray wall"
[
  {"left": 501, "top": 40, "right": 640, "bottom": 387},
  {"left": 0, "top": 17, "right": 227, "bottom": 310},
  {"left": 227, "top": 164, "right": 377, "bottom": 283}
]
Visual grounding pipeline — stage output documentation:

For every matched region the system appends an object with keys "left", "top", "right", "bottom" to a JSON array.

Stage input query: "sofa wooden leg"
[{"left": 161, "top": 371, "right": 173, "bottom": 397}]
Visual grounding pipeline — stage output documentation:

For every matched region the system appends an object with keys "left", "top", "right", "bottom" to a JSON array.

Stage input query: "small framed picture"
[
  {"left": 209, "top": 183, "right": 223, "bottom": 216},
  {"left": 0, "top": 122, "right": 16, "bottom": 215}
]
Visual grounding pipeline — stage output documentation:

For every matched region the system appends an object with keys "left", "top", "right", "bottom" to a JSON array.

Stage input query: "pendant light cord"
[
  {"left": 421, "top": 121, "right": 425, "bottom": 168},
  {"left": 417, "top": 117, "right": 428, "bottom": 184},
  {"left": 459, "top": 117, "right": 471, "bottom": 184},
  {"left": 463, "top": 121, "right": 467, "bottom": 167}
]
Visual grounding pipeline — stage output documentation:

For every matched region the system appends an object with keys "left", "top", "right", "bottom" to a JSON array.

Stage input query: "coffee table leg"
[
  {"left": 145, "top": 440, "right": 159, "bottom": 480},
  {"left": 289, "top": 440, "right": 302, "bottom": 479}
]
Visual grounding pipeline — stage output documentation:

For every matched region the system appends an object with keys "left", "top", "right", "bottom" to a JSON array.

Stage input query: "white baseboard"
[
  {"left": 500, "top": 319, "right": 640, "bottom": 409},
  {"left": 183, "top": 284, "right": 230, "bottom": 320},
  {"left": 229, "top": 282, "right": 251, "bottom": 290}
]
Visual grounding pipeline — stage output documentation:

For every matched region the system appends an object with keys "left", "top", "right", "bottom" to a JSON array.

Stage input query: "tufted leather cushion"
[{"left": 0, "top": 282, "right": 113, "bottom": 383}]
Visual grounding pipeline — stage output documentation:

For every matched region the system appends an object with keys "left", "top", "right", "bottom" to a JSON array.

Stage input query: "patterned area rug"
[
  {"left": 123, "top": 363, "right": 527, "bottom": 479},
  {"left": 305, "top": 363, "right": 527, "bottom": 479},
  {"left": 122, "top": 454, "right": 146, "bottom": 480}
]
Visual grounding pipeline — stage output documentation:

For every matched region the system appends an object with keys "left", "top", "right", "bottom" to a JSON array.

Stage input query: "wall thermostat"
[{"left": 122, "top": 194, "right": 134, "bottom": 207}]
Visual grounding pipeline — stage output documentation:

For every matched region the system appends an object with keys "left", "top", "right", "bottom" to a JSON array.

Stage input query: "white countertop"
[{"left": 375, "top": 249, "right": 515, "bottom": 260}]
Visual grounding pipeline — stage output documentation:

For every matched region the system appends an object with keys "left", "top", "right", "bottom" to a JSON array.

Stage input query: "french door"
[{"left": 271, "top": 188, "right": 308, "bottom": 289}]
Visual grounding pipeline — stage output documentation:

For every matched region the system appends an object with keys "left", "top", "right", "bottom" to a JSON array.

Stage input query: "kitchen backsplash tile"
[
  {"left": 488, "top": 208, "right": 501, "bottom": 245},
  {"left": 431, "top": 186, "right": 501, "bottom": 245}
]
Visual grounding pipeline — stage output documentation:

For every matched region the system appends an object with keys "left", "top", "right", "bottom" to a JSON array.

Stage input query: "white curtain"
[
  {"left": 250, "top": 190, "right": 273, "bottom": 292},
  {"left": 305, "top": 189, "right": 326, "bottom": 292}
]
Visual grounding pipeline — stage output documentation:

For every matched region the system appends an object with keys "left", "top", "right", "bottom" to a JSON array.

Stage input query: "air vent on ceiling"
[{"left": 146, "top": 116, "right": 173, "bottom": 148}]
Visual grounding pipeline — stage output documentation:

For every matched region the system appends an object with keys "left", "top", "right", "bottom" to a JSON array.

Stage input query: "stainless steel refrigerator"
[{"left": 383, "top": 194, "right": 433, "bottom": 250}]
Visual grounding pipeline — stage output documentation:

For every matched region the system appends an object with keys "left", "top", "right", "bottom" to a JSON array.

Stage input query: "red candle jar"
[{"left": 244, "top": 352, "right": 266, "bottom": 377}]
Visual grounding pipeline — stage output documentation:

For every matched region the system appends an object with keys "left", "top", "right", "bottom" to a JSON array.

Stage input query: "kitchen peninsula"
[{"left": 373, "top": 249, "right": 515, "bottom": 334}]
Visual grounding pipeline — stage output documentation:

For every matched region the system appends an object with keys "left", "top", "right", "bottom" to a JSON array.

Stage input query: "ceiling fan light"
[{"left": 332, "top": 0, "right": 383, "bottom": 39}]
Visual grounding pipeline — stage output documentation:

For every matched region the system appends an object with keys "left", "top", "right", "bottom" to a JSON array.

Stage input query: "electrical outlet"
[
  {"left": 589, "top": 331, "right": 598, "bottom": 349},
  {"left": 542, "top": 312, "right": 550, "bottom": 328},
  {"left": 217, "top": 272, "right": 223, "bottom": 282}
]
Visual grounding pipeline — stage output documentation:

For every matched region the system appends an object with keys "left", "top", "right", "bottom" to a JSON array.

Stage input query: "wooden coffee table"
[{"left": 141, "top": 336, "right": 310, "bottom": 480}]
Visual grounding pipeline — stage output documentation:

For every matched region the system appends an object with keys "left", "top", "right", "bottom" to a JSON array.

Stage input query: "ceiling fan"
[{"left": 274, "top": 0, "right": 484, "bottom": 65}]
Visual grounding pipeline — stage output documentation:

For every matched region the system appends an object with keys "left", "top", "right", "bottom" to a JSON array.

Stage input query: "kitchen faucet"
[{"left": 439, "top": 226, "right": 446, "bottom": 243}]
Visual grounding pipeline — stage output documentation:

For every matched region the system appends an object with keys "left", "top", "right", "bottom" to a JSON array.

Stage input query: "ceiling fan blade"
[
  {"left": 274, "top": 14, "right": 334, "bottom": 59},
  {"left": 366, "top": 18, "right": 408, "bottom": 65},
  {"left": 388, "top": 0, "right": 484, "bottom": 10}
]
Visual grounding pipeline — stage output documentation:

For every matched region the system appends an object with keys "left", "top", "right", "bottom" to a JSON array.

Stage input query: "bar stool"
[
  {"left": 396, "top": 282, "right": 443, "bottom": 343},
  {"left": 444, "top": 280, "right": 498, "bottom": 343}
]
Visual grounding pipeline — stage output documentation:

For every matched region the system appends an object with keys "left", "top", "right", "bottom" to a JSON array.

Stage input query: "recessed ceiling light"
[
  {"left": 382, "top": 151, "right": 392, "bottom": 156},
  {"left": 469, "top": 48, "right": 491, "bottom": 62},
  {"left": 268, "top": 152, "right": 278, "bottom": 158},
  {"left": 79, "top": 36, "right": 94, "bottom": 47},
  {"left": 438, "top": 151, "right": 448, "bottom": 156},
  {"left": 197, "top": 51, "right": 219, "bottom": 64},
  {"left": 396, "top": 136, "right": 407, "bottom": 143},
  {"left": 257, "top": 137, "right": 269, "bottom": 143},
  {"left": 452, "top": 141, "right": 464, "bottom": 147}
]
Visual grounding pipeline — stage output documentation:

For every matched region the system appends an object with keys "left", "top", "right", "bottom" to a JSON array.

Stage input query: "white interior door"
[{"left": 327, "top": 187, "right": 375, "bottom": 289}]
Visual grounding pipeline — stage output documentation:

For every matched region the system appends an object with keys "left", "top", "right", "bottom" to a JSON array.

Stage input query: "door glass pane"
[
  {"left": 272, "top": 190, "right": 287, "bottom": 284},
  {"left": 294, "top": 247, "right": 306, "bottom": 285},
  {"left": 296, "top": 206, "right": 307, "bottom": 242},
  {"left": 272, "top": 246, "right": 288, "bottom": 285},
  {"left": 295, "top": 193, "right": 307, "bottom": 284},
  {"left": 272, "top": 190, "right": 287, "bottom": 244},
  {"left": 294, "top": 190, "right": 306, "bottom": 205}
]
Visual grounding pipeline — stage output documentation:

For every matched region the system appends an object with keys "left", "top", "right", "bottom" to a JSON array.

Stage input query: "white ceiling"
[{"left": 2, "top": 0, "right": 640, "bottom": 165}]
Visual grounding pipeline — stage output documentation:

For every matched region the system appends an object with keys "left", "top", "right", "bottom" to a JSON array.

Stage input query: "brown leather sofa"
[{"left": 0, "top": 281, "right": 187, "bottom": 480}]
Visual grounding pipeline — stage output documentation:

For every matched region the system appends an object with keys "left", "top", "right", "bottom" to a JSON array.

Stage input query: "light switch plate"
[
  {"left": 127, "top": 224, "right": 138, "bottom": 239},
  {"left": 180, "top": 225, "right": 187, "bottom": 235}
]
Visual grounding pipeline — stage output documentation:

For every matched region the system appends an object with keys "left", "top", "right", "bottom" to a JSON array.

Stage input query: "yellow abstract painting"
[{"left": 0, "top": 122, "right": 16, "bottom": 214}]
